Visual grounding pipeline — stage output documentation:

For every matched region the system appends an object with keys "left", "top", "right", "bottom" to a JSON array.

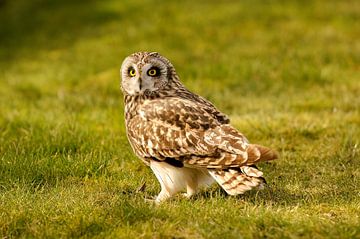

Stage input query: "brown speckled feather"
[
  {"left": 127, "top": 97, "right": 249, "bottom": 166},
  {"left": 209, "top": 166, "right": 266, "bottom": 195},
  {"left": 126, "top": 96, "right": 277, "bottom": 169}
]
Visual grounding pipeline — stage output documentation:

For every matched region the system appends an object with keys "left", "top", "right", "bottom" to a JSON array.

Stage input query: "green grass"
[{"left": 0, "top": 0, "right": 359, "bottom": 238}]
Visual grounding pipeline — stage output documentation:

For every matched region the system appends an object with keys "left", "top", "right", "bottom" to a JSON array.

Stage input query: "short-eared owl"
[{"left": 120, "top": 52, "right": 278, "bottom": 203}]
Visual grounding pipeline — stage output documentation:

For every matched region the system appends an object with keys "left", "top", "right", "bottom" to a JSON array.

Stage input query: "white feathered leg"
[{"left": 149, "top": 160, "right": 214, "bottom": 203}]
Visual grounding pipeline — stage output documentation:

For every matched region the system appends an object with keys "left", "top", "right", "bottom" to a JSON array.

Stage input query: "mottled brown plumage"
[{"left": 120, "top": 52, "right": 278, "bottom": 203}]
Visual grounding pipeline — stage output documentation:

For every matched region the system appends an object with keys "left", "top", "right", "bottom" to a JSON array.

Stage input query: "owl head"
[{"left": 120, "top": 52, "right": 177, "bottom": 95}]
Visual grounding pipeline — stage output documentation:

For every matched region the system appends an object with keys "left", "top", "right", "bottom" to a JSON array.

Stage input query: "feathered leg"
[{"left": 150, "top": 160, "right": 214, "bottom": 203}]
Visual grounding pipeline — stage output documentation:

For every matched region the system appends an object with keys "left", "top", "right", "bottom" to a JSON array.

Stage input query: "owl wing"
[{"left": 128, "top": 97, "right": 271, "bottom": 168}]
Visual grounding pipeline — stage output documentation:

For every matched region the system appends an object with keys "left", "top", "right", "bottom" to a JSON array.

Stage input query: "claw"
[{"left": 182, "top": 192, "right": 192, "bottom": 199}]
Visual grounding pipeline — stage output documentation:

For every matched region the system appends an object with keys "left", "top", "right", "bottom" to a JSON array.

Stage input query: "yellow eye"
[
  {"left": 147, "top": 68, "right": 158, "bottom": 76},
  {"left": 129, "top": 68, "right": 136, "bottom": 77}
]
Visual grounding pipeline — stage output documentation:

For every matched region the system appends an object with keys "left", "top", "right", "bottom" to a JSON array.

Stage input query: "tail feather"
[
  {"left": 247, "top": 144, "right": 278, "bottom": 164},
  {"left": 209, "top": 166, "right": 266, "bottom": 195}
]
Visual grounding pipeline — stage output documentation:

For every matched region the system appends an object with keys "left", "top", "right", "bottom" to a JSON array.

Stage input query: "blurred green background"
[{"left": 0, "top": 0, "right": 359, "bottom": 238}]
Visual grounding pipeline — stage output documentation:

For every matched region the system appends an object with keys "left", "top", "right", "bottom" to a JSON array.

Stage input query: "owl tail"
[
  {"left": 246, "top": 144, "right": 279, "bottom": 164},
  {"left": 208, "top": 166, "right": 266, "bottom": 195}
]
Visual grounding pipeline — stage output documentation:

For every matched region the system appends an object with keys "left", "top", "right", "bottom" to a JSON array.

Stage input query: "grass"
[{"left": 0, "top": 0, "right": 359, "bottom": 238}]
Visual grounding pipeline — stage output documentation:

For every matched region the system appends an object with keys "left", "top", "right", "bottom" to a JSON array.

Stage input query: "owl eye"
[
  {"left": 128, "top": 67, "right": 136, "bottom": 77},
  {"left": 147, "top": 67, "right": 160, "bottom": 77}
]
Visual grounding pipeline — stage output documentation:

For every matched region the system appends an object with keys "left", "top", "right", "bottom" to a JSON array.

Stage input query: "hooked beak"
[{"left": 138, "top": 77, "right": 143, "bottom": 92}]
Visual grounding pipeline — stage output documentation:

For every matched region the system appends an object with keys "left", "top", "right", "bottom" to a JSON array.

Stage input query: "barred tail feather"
[
  {"left": 247, "top": 144, "right": 279, "bottom": 164},
  {"left": 208, "top": 166, "right": 266, "bottom": 195}
]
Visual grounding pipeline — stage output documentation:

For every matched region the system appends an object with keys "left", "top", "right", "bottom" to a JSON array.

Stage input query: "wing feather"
[{"left": 127, "top": 97, "right": 255, "bottom": 168}]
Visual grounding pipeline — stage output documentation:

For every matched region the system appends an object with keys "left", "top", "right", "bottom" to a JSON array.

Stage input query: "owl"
[{"left": 120, "top": 52, "right": 278, "bottom": 203}]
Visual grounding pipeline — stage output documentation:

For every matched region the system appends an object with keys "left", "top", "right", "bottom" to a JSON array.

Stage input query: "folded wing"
[{"left": 127, "top": 97, "right": 277, "bottom": 168}]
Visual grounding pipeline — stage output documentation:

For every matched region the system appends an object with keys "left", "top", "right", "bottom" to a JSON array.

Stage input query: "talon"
[{"left": 182, "top": 192, "right": 194, "bottom": 199}]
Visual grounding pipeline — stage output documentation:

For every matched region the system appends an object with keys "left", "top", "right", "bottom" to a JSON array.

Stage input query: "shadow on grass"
[{"left": 189, "top": 183, "right": 358, "bottom": 206}]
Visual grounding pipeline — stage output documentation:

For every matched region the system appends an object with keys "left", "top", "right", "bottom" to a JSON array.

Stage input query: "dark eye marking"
[
  {"left": 128, "top": 67, "right": 136, "bottom": 77},
  {"left": 147, "top": 67, "right": 161, "bottom": 77}
]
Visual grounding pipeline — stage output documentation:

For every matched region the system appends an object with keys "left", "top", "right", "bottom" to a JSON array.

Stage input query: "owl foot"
[
  {"left": 184, "top": 185, "right": 197, "bottom": 199},
  {"left": 182, "top": 187, "right": 197, "bottom": 199},
  {"left": 182, "top": 192, "right": 194, "bottom": 199},
  {"left": 154, "top": 190, "right": 172, "bottom": 204}
]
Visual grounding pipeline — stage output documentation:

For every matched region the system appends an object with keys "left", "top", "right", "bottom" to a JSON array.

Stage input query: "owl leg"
[
  {"left": 155, "top": 189, "right": 172, "bottom": 204},
  {"left": 150, "top": 160, "right": 185, "bottom": 204},
  {"left": 183, "top": 169, "right": 214, "bottom": 198},
  {"left": 183, "top": 181, "right": 198, "bottom": 198},
  {"left": 154, "top": 178, "right": 182, "bottom": 204},
  {"left": 150, "top": 161, "right": 214, "bottom": 203}
]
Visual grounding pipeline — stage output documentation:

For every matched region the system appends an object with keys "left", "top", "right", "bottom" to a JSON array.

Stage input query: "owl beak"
[{"left": 138, "top": 77, "right": 143, "bottom": 91}]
